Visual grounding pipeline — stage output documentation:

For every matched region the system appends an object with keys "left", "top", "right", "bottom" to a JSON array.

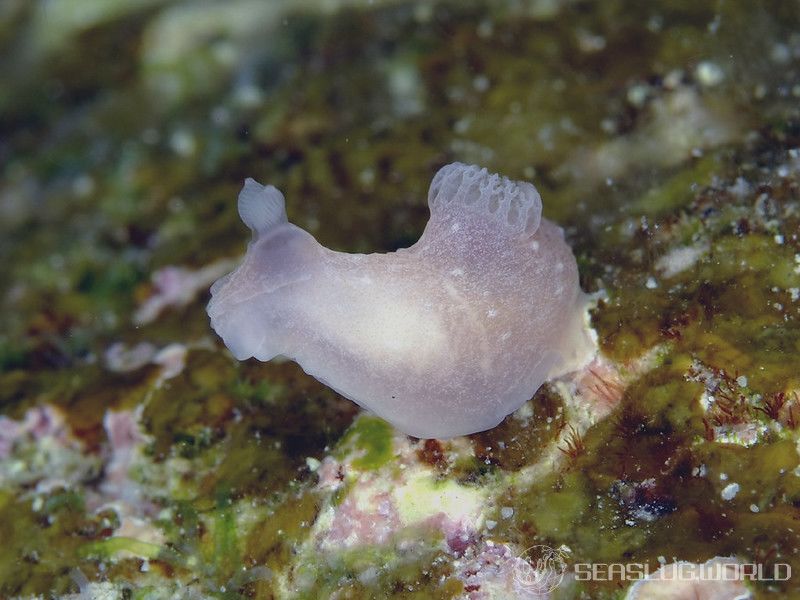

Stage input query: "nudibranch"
[{"left": 208, "top": 163, "right": 594, "bottom": 438}]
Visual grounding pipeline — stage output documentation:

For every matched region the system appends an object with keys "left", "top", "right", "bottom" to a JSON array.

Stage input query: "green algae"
[
  {"left": 626, "top": 154, "right": 722, "bottom": 218},
  {"left": 243, "top": 489, "right": 320, "bottom": 578},
  {"left": 139, "top": 350, "right": 355, "bottom": 500},
  {"left": 289, "top": 524, "right": 462, "bottom": 600},
  {"left": 471, "top": 384, "right": 565, "bottom": 471},
  {"left": 336, "top": 415, "right": 395, "bottom": 471},
  {"left": 1, "top": 1, "right": 799, "bottom": 598},
  {"left": 81, "top": 536, "right": 163, "bottom": 560},
  {"left": 0, "top": 489, "right": 97, "bottom": 596}
]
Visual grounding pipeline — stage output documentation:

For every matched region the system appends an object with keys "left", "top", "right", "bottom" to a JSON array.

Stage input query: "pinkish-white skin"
[{"left": 208, "top": 164, "right": 595, "bottom": 438}]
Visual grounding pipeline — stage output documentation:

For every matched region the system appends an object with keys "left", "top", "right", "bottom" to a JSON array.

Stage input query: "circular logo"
[{"left": 513, "top": 545, "right": 569, "bottom": 595}]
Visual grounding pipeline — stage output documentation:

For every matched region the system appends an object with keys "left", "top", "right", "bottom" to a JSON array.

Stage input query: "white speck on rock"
[
  {"left": 720, "top": 482, "right": 740, "bottom": 500},
  {"left": 695, "top": 61, "right": 724, "bottom": 87},
  {"left": 656, "top": 243, "right": 708, "bottom": 278},
  {"left": 169, "top": 129, "right": 196, "bottom": 157}
]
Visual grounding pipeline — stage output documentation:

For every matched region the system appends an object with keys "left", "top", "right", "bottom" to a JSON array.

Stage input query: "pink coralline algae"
[
  {"left": 0, "top": 404, "right": 95, "bottom": 493},
  {"left": 455, "top": 542, "right": 555, "bottom": 600},
  {"left": 0, "top": 404, "right": 72, "bottom": 460},
  {"left": 322, "top": 490, "right": 401, "bottom": 548},
  {"left": 99, "top": 409, "right": 148, "bottom": 505},
  {"left": 104, "top": 341, "right": 187, "bottom": 382},
  {"left": 135, "top": 259, "right": 235, "bottom": 325}
]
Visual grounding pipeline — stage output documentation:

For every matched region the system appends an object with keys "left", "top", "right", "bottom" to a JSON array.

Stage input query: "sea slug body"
[{"left": 208, "top": 163, "right": 594, "bottom": 438}]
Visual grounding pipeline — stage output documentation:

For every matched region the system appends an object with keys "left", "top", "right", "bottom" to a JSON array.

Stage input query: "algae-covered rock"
[{"left": 1, "top": 0, "right": 799, "bottom": 598}]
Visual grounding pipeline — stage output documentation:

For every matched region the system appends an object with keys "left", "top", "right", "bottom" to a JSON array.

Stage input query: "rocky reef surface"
[{"left": 1, "top": 1, "right": 799, "bottom": 598}]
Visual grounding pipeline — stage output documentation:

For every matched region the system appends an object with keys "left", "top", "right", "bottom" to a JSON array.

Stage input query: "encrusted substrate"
[{"left": 0, "top": 1, "right": 799, "bottom": 598}]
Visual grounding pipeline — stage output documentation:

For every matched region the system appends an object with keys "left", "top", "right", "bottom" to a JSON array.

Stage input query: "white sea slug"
[{"left": 207, "top": 163, "right": 595, "bottom": 438}]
